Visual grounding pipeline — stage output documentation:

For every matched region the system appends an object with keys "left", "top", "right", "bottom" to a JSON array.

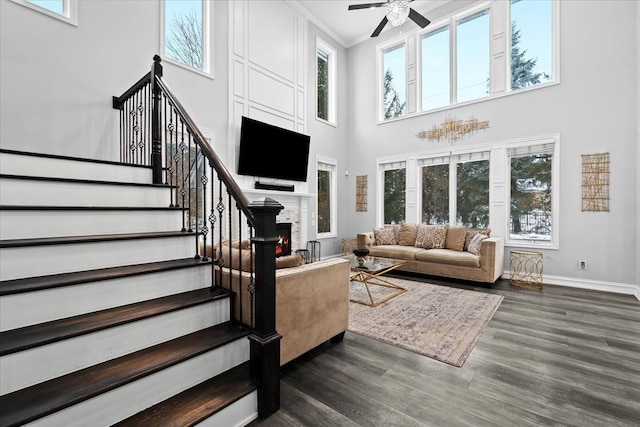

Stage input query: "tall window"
[
  {"left": 418, "top": 156, "right": 450, "bottom": 224},
  {"left": 163, "top": 0, "right": 210, "bottom": 73},
  {"left": 510, "top": 0, "right": 553, "bottom": 90},
  {"left": 417, "top": 152, "right": 489, "bottom": 226},
  {"left": 455, "top": 153, "right": 490, "bottom": 228},
  {"left": 508, "top": 143, "right": 555, "bottom": 243},
  {"left": 316, "top": 38, "right": 337, "bottom": 125},
  {"left": 456, "top": 9, "right": 490, "bottom": 103},
  {"left": 381, "top": 163, "right": 406, "bottom": 224},
  {"left": 421, "top": 26, "right": 450, "bottom": 110},
  {"left": 13, "top": 0, "right": 77, "bottom": 25},
  {"left": 317, "top": 159, "right": 337, "bottom": 236},
  {"left": 382, "top": 43, "right": 406, "bottom": 120}
]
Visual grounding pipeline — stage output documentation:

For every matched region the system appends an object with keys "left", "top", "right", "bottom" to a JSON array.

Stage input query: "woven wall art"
[
  {"left": 356, "top": 175, "right": 367, "bottom": 212},
  {"left": 581, "top": 152, "right": 610, "bottom": 212}
]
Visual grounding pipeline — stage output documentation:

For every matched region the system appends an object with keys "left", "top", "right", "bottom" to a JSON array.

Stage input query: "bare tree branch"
[{"left": 166, "top": 7, "right": 202, "bottom": 69}]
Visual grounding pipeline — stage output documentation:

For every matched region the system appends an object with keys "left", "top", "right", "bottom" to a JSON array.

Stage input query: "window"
[
  {"left": 380, "top": 162, "right": 406, "bottom": 224},
  {"left": 421, "top": 26, "right": 450, "bottom": 110},
  {"left": 382, "top": 43, "right": 406, "bottom": 120},
  {"left": 418, "top": 156, "right": 450, "bottom": 224},
  {"left": 456, "top": 9, "right": 490, "bottom": 103},
  {"left": 12, "top": 0, "right": 77, "bottom": 25},
  {"left": 417, "top": 152, "right": 490, "bottom": 226},
  {"left": 510, "top": 0, "right": 553, "bottom": 90},
  {"left": 316, "top": 38, "right": 337, "bottom": 125},
  {"left": 455, "top": 152, "right": 490, "bottom": 228},
  {"left": 420, "top": 7, "right": 490, "bottom": 111},
  {"left": 317, "top": 158, "right": 337, "bottom": 236},
  {"left": 163, "top": 0, "right": 210, "bottom": 74},
  {"left": 507, "top": 140, "right": 557, "bottom": 246}
]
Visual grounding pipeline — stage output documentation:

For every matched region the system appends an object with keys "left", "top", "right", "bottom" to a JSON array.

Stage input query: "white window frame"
[
  {"left": 12, "top": 0, "right": 78, "bottom": 26},
  {"left": 160, "top": 0, "right": 213, "bottom": 78},
  {"left": 507, "top": 0, "right": 559, "bottom": 95},
  {"left": 504, "top": 135, "right": 560, "bottom": 249},
  {"left": 377, "top": 38, "right": 408, "bottom": 122},
  {"left": 377, "top": 158, "right": 407, "bottom": 226},
  {"left": 316, "top": 37, "right": 337, "bottom": 126},
  {"left": 316, "top": 156, "right": 337, "bottom": 238}
]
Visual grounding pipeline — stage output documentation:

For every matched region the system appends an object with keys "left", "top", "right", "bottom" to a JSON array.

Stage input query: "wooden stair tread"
[
  {"left": 0, "top": 204, "right": 185, "bottom": 211},
  {"left": 0, "top": 323, "right": 251, "bottom": 427},
  {"left": 0, "top": 148, "right": 152, "bottom": 169},
  {"left": 0, "top": 258, "right": 212, "bottom": 296},
  {"left": 0, "top": 287, "right": 228, "bottom": 356},
  {"left": 113, "top": 362, "right": 257, "bottom": 427},
  {"left": 0, "top": 230, "right": 201, "bottom": 248}
]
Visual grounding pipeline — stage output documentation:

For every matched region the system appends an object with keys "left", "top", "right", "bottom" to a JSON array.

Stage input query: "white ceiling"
[{"left": 289, "top": 0, "right": 452, "bottom": 48}]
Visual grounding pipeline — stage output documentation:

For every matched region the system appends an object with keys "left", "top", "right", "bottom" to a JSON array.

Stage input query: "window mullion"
[{"left": 450, "top": 17, "right": 457, "bottom": 106}]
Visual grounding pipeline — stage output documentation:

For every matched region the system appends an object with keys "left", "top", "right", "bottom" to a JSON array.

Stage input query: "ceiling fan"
[{"left": 348, "top": 0, "right": 431, "bottom": 37}]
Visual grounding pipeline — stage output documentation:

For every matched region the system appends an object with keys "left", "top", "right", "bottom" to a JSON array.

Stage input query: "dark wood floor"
[{"left": 249, "top": 276, "right": 640, "bottom": 427}]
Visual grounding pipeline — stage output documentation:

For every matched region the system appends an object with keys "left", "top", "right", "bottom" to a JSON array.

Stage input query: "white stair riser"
[
  {"left": 1, "top": 300, "right": 230, "bottom": 395},
  {"left": 196, "top": 392, "right": 258, "bottom": 427},
  {"left": 0, "top": 153, "right": 151, "bottom": 184},
  {"left": 0, "top": 266, "right": 212, "bottom": 331},
  {"left": 26, "top": 340, "right": 249, "bottom": 427},
  {"left": 0, "top": 209, "right": 184, "bottom": 239},
  {"left": 0, "top": 178, "right": 171, "bottom": 207},
  {"left": 0, "top": 237, "right": 197, "bottom": 281}
]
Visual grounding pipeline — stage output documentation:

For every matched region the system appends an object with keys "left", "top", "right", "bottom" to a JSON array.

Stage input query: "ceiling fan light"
[{"left": 386, "top": 0, "right": 410, "bottom": 27}]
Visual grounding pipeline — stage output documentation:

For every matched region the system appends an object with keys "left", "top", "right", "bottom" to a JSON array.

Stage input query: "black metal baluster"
[
  {"left": 180, "top": 121, "right": 186, "bottom": 232},
  {"left": 200, "top": 152, "right": 208, "bottom": 261},
  {"left": 188, "top": 133, "right": 193, "bottom": 233},
  {"left": 238, "top": 207, "right": 244, "bottom": 330},
  {"left": 248, "top": 224, "right": 255, "bottom": 329},
  {"left": 193, "top": 138, "right": 200, "bottom": 257}
]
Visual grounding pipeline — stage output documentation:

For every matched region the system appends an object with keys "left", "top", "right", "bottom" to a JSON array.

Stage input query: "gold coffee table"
[{"left": 344, "top": 255, "right": 407, "bottom": 307}]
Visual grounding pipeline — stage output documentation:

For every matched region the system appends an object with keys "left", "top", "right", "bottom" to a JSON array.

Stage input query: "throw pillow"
[
  {"left": 445, "top": 226, "right": 467, "bottom": 252},
  {"left": 276, "top": 253, "right": 304, "bottom": 269},
  {"left": 385, "top": 224, "right": 401, "bottom": 244},
  {"left": 373, "top": 227, "right": 396, "bottom": 245},
  {"left": 415, "top": 224, "right": 448, "bottom": 249},
  {"left": 398, "top": 223, "right": 419, "bottom": 246},
  {"left": 467, "top": 233, "right": 487, "bottom": 255},
  {"left": 464, "top": 229, "right": 491, "bottom": 251}
]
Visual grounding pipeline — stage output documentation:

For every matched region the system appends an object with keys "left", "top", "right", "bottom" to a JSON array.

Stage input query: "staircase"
[{"left": 0, "top": 149, "right": 259, "bottom": 426}]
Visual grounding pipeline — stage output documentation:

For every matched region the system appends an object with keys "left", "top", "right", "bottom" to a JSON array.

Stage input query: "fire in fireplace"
[{"left": 275, "top": 223, "right": 292, "bottom": 257}]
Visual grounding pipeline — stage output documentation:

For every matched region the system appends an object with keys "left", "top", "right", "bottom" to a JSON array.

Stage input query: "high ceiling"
[{"left": 291, "top": 0, "right": 452, "bottom": 48}]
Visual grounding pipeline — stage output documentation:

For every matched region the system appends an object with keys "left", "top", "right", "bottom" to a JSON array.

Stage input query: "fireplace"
[{"left": 275, "top": 223, "right": 292, "bottom": 257}]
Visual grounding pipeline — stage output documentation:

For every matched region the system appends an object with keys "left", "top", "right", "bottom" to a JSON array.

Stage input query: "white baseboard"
[{"left": 504, "top": 272, "right": 639, "bottom": 301}]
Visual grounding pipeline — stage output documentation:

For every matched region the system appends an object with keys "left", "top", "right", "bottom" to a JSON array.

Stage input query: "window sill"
[
  {"left": 162, "top": 57, "right": 214, "bottom": 80},
  {"left": 12, "top": 0, "right": 78, "bottom": 26},
  {"left": 315, "top": 117, "right": 337, "bottom": 128}
]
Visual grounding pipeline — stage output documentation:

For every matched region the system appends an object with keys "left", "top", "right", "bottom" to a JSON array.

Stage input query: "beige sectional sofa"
[
  {"left": 357, "top": 223, "right": 504, "bottom": 284},
  {"left": 212, "top": 246, "right": 350, "bottom": 365}
]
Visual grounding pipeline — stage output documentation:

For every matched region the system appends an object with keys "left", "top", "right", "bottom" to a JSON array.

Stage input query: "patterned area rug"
[{"left": 348, "top": 277, "right": 503, "bottom": 367}]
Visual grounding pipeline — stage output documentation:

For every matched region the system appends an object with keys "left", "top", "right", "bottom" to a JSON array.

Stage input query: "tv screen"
[{"left": 237, "top": 116, "right": 311, "bottom": 182}]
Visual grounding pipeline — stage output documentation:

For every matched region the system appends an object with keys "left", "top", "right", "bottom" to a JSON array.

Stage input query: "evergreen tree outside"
[
  {"left": 510, "top": 154, "right": 552, "bottom": 239},
  {"left": 383, "top": 69, "right": 406, "bottom": 119},
  {"left": 421, "top": 165, "right": 449, "bottom": 224},
  {"left": 384, "top": 168, "right": 406, "bottom": 224},
  {"left": 511, "top": 21, "right": 550, "bottom": 90},
  {"left": 317, "top": 51, "right": 329, "bottom": 120},
  {"left": 456, "top": 160, "right": 490, "bottom": 228}
]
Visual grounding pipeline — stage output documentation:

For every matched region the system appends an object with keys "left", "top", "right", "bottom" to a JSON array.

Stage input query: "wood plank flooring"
[{"left": 249, "top": 277, "right": 640, "bottom": 427}]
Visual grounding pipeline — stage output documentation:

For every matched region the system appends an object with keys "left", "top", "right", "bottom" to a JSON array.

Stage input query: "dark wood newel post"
[
  {"left": 248, "top": 197, "right": 283, "bottom": 419},
  {"left": 151, "top": 55, "right": 163, "bottom": 184}
]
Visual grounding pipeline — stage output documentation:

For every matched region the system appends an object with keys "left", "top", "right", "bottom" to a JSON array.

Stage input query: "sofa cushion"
[
  {"left": 464, "top": 229, "right": 491, "bottom": 251},
  {"left": 374, "top": 227, "right": 397, "bottom": 245},
  {"left": 415, "top": 249, "right": 481, "bottom": 268},
  {"left": 415, "top": 224, "right": 448, "bottom": 249},
  {"left": 467, "top": 233, "right": 487, "bottom": 255},
  {"left": 398, "top": 223, "right": 419, "bottom": 246},
  {"left": 445, "top": 226, "right": 467, "bottom": 252},
  {"left": 368, "top": 245, "right": 422, "bottom": 261},
  {"left": 276, "top": 253, "right": 304, "bottom": 269},
  {"left": 386, "top": 224, "right": 401, "bottom": 244}
]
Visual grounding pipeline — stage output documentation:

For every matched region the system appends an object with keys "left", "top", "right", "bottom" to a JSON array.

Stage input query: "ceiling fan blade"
[
  {"left": 348, "top": 2, "right": 387, "bottom": 11},
  {"left": 371, "top": 16, "right": 388, "bottom": 37},
  {"left": 408, "top": 8, "right": 430, "bottom": 28}
]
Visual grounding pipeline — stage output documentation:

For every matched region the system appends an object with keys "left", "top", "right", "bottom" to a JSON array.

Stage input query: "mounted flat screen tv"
[{"left": 237, "top": 116, "right": 311, "bottom": 182}]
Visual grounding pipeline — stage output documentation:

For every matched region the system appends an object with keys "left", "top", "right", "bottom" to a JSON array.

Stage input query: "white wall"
[
  {"left": 346, "top": 0, "right": 638, "bottom": 289},
  {"left": 0, "top": 0, "right": 230, "bottom": 162}
]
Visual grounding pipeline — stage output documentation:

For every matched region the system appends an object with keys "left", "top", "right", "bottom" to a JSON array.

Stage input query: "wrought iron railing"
[{"left": 113, "top": 55, "right": 281, "bottom": 418}]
